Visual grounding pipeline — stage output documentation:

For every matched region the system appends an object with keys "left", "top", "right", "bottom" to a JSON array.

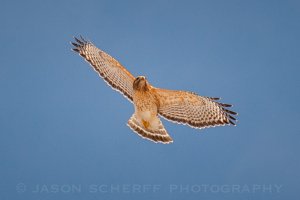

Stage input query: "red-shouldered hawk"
[{"left": 72, "top": 36, "right": 237, "bottom": 144}]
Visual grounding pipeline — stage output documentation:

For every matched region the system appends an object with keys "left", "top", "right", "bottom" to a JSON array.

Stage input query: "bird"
[{"left": 71, "top": 36, "right": 237, "bottom": 144}]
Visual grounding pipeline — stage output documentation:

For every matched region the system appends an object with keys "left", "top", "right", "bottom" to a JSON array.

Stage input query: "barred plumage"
[
  {"left": 71, "top": 36, "right": 237, "bottom": 144},
  {"left": 72, "top": 36, "right": 135, "bottom": 102},
  {"left": 154, "top": 89, "right": 237, "bottom": 129}
]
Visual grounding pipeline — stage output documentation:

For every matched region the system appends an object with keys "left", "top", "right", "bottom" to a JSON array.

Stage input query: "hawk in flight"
[{"left": 71, "top": 36, "right": 237, "bottom": 144}]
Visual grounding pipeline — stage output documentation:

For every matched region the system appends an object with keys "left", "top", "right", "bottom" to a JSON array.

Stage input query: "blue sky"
[{"left": 0, "top": 0, "right": 299, "bottom": 199}]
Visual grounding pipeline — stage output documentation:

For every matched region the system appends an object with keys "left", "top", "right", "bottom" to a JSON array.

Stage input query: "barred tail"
[{"left": 127, "top": 114, "right": 173, "bottom": 144}]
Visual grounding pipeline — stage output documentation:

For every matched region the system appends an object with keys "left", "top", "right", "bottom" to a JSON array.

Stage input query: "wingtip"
[
  {"left": 71, "top": 42, "right": 80, "bottom": 47},
  {"left": 74, "top": 36, "right": 84, "bottom": 44},
  {"left": 220, "top": 103, "right": 232, "bottom": 107},
  {"left": 80, "top": 35, "right": 87, "bottom": 43},
  {"left": 229, "top": 120, "right": 236, "bottom": 126},
  {"left": 69, "top": 41, "right": 75, "bottom": 48},
  {"left": 211, "top": 97, "right": 221, "bottom": 100},
  {"left": 229, "top": 115, "right": 236, "bottom": 121},
  {"left": 224, "top": 109, "right": 237, "bottom": 115},
  {"left": 72, "top": 48, "right": 79, "bottom": 53}
]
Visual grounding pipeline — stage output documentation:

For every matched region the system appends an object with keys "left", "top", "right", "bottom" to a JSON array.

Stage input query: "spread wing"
[
  {"left": 155, "top": 88, "right": 237, "bottom": 129},
  {"left": 71, "top": 36, "right": 135, "bottom": 102}
]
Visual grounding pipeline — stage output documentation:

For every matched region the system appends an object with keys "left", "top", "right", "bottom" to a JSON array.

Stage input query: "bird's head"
[{"left": 133, "top": 76, "right": 149, "bottom": 91}]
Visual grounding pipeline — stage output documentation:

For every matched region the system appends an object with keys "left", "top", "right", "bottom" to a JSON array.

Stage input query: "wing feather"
[
  {"left": 71, "top": 36, "right": 135, "bottom": 102},
  {"left": 155, "top": 88, "right": 237, "bottom": 129}
]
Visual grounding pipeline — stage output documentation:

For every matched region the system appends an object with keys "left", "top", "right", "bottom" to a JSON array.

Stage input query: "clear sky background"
[{"left": 1, "top": 0, "right": 299, "bottom": 199}]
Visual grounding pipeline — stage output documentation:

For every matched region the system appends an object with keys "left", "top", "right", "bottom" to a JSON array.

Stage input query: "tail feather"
[{"left": 127, "top": 114, "right": 173, "bottom": 144}]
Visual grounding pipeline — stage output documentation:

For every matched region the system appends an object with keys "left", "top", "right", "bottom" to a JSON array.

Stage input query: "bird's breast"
[{"left": 133, "top": 90, "right": 158, "bottom": 116}]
